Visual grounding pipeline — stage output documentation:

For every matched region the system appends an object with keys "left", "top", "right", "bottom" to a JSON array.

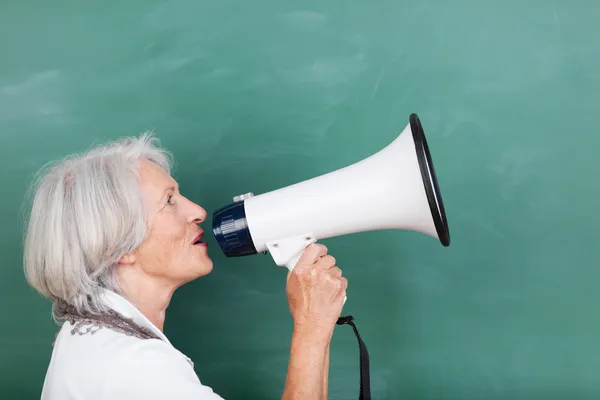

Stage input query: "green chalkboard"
[{"left": 2, "top": 0, "right": 599, "bottom": 399}]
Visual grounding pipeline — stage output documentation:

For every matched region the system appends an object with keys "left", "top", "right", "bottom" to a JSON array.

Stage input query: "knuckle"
[
  {"left": 296, "top": 265, "right": 312, "bottom": 279},
  {"left": 316, "top": 244, "right": 328, "bottom": 254},
  {"left": 320, "top": 255, "right": 335, "bottom": 267},
  {"left": 304, "top": 244, "right": 328, "bottom": 263},
  {"left": 294, "top": 264, "right": 307, "bottom": 275},
  {"left": 303, "top": 246, "right": 316, "bottom": 260},
  {"left": 326, "top": 267, "right": 341, "bottom": 280}
]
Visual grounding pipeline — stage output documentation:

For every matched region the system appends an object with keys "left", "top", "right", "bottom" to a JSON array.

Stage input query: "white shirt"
[{"left": 41, "top": 289, "right": 224, "bottom": 399}]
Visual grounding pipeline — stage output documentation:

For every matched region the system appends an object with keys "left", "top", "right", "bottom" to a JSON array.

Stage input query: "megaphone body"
[{"left": 213, "top": 113, "right": 450, "bottom": 283}]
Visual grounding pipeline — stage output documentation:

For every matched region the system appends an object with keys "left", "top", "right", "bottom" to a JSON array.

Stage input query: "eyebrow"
[
  {"left": 163, "top": 185, "right": 176, "bottom": 195},
  {"left": 160, "top": 183, "right": 179, "bottom": 201},
  {"left": 162, "top": 183, "right": 179, "bottom": 198}
]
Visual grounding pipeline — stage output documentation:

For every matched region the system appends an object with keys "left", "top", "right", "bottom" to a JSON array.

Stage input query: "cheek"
[
  {"left": 152, "top": 215, "right": 187, "bottom": 244},
  {"left": 144, "top": 219, "right": 188, "bottom": 261}
]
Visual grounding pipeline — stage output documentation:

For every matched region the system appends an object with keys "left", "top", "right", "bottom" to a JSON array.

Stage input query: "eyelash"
[{"left": 166, "top": 194, "right": 175, "bottom": 206}]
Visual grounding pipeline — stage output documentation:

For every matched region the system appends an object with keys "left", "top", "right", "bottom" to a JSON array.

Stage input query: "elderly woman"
[{"left": 23, "top": 134, "right": 347, "bottom": 400}]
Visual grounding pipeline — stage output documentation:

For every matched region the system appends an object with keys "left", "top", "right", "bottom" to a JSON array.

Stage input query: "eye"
[{"left": 166, "top": 194, "right": 175, "bottom": 206}]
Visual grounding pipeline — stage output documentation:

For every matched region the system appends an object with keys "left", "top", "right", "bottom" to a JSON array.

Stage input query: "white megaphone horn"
[{"left": 212, "top": 113, "right": 450, "bottom": 301}]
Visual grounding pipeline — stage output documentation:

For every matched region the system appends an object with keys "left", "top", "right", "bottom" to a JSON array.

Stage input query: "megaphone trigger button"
[{"left": 233, "top": 192, "right": 254, "bottom": 203}]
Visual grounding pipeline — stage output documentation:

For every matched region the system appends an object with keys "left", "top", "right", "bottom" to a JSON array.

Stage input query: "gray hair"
[{"left": 23, "top": 132, "right": 173, "bottom": 323}]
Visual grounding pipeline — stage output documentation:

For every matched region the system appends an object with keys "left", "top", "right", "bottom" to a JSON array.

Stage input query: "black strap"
[{"left": 337, "top": 315, "right": 371, "bottom": 400}]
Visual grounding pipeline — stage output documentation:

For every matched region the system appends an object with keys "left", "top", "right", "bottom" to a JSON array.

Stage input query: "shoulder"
[
  {"left": 100, "top": 335, "right": 224, "bottom": 399},
  {"left": 43, "top": 321, "right": 166, "bottom": 399},
  {"left": 44, "top": 322, "right": 224, "bottom": 400}
]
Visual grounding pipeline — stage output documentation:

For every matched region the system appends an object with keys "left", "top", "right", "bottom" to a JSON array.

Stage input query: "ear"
[{"left": 118, "top": 253, "right": 136, "bottom": 265}]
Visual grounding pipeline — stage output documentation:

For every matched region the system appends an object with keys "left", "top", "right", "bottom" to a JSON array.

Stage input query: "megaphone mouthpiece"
[{"left": 212, "top": 200, "right": 258, "bottom": 258}]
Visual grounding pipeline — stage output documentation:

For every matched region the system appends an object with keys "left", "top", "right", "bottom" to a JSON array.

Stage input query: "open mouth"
[{"left": 192, "top": 232, "right": 205, "bottom": 246}]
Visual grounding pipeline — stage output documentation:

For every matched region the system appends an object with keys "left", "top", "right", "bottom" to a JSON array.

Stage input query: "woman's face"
[{"left": 131, "top": 159, "right": 213, "bottom": 285}]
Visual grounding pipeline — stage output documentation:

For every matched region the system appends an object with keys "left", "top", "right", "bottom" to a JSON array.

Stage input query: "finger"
[
  {"left": 297, "top": 243, "right": 328, "bottom": 265},
  {"left": 316, "top": 255, "right": 336, "bottom": 270},
  {"left": 327, "top": 266, "right": 342, "bottom": 278},
  {"left": 339, "top": 277, "right": 348, "bottom": 291}
]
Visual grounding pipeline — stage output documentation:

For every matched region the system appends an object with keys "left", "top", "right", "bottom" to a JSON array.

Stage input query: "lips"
[{"left": 192, "top": 232, "right": 204, "bottom": 245}]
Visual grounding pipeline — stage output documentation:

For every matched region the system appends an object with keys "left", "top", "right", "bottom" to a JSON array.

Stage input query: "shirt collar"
[
  {"left": 98, "top": 288, "right": 172, "bottom": 345},
  {"left": 98, "top": 288, "right": 194, "bottom": 367}
]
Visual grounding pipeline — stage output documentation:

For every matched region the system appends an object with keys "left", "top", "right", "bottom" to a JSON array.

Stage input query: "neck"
[{"left": 115, "top": 266, "right": 180, "bottom": 332}]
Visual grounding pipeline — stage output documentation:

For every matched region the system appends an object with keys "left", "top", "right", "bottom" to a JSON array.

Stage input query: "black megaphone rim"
[{"left": 409, "top": 113, "right": 450, "bottom": 247}]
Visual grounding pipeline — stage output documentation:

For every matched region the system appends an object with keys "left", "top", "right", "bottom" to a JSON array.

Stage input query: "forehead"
[{"left": 137, "top": 159, "right": 176, "bottom": 194}]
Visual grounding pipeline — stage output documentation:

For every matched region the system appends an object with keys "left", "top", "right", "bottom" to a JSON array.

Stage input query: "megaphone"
[{"left": 212, "top": 113, "right": 450, "bottom": 282}]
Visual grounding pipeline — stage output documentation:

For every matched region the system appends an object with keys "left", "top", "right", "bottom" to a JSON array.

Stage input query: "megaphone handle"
[
  {"left": 284, "top": 246, "right": 347, "bottom": 306},
  {"left": 267, "top": 235, "right": 347, "bottom": 305},
  {"left": 284, "top": 252, "right": 304, "bottom": 272}
]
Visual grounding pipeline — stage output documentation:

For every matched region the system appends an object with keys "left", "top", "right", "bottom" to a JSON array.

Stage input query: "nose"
[{"left": 186, "top": 198, "right": 207, "bottom": 224}]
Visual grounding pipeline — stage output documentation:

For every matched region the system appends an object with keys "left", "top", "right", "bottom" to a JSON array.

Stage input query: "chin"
[
  {"left": 203, "top": 262, "right": 214, "bottom": 275},
  {"left": 182, "top": 252, "right": 214, "bottom": 280},
  {"left": 197, "top": 259, "right": 214, "bottom": 276}
]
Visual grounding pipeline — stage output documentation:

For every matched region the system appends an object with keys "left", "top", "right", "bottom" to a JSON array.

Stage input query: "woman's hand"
[
  {"left": 282, "top": 243, "right": 347, "bottom": 400},
  {"left": 285, "top": 243, "right": 347, "bottom": 343}
]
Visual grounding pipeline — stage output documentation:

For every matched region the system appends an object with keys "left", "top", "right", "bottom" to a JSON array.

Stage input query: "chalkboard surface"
[{"left": 1, "top": 1, "right": 599, "bottom": 399}]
